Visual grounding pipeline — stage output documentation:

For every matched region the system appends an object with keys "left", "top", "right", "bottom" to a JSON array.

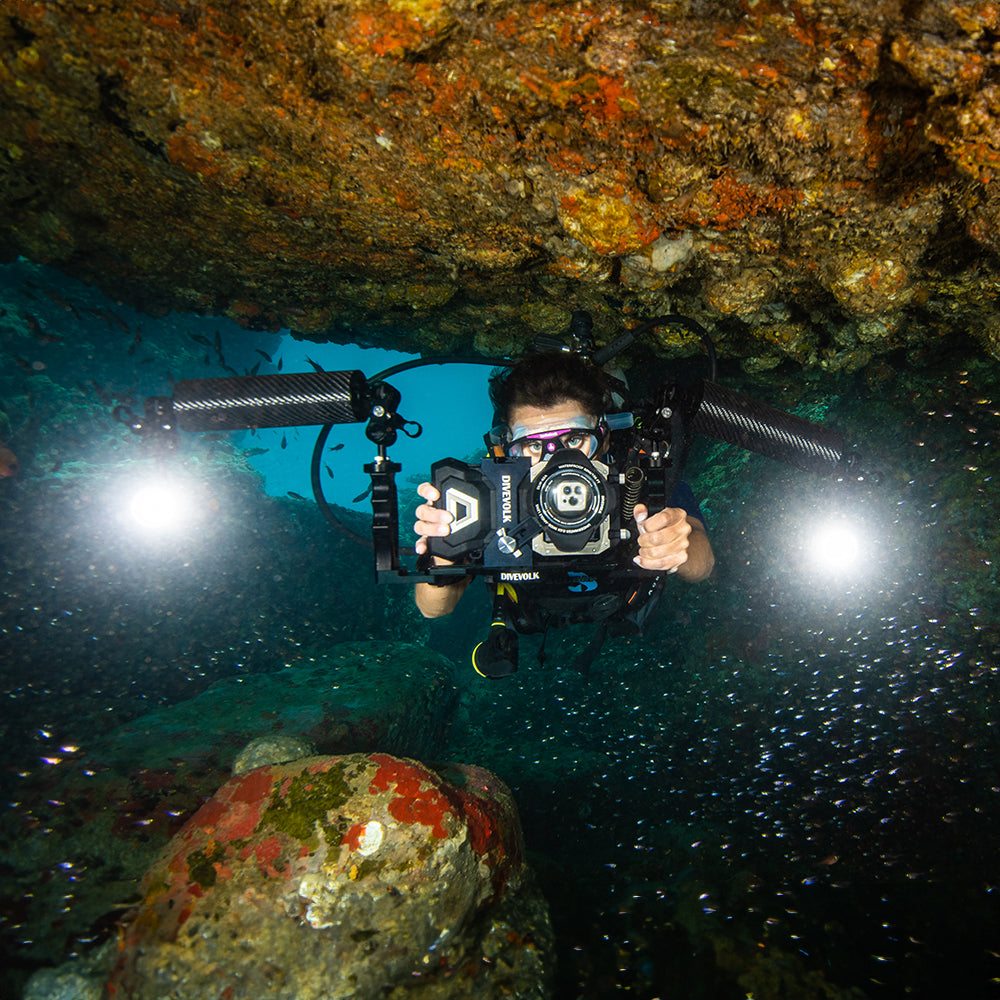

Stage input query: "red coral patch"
[
  {"left": 342, "top": 822, "right": 368, "bottom": 850},
  {"left": 240, "top": 834, "right": 286, "bottom": 879},
  {"left": 370, "top": 754, "right": 453, "bottom": 839},
  {"left": 230, "top": 769, "right": 274, "bottom": 805}
]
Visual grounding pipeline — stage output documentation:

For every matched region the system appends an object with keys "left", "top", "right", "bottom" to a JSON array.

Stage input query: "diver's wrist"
[{"left": 416, "top": 549, "right": 467, "bottom": 585}]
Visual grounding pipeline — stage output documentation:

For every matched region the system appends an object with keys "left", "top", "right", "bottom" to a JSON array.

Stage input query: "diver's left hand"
[{"left": 632, "top": 504, "right": 691, "bottom": 573}]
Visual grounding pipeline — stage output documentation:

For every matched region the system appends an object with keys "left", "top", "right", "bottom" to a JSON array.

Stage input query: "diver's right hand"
[{"left": 414, "top": 481, "right": 453, "bottom": 556}]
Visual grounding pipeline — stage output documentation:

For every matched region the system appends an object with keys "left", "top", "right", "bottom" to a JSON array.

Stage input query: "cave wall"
[{"left": 3, "top": 0, "right": 1000, "bottom": 369}]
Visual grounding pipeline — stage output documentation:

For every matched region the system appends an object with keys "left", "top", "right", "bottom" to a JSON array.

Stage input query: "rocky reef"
[{"left": 3, "top": 1, "right": 1000, "bottom": 369}]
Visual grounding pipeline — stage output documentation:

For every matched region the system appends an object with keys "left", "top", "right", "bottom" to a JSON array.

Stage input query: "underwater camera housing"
[
  {"left": 428, "top": 448, "right": 621, "bottom": 569},
  {"left": 114, "top": 312, "right": 862, "bottom": 587}
]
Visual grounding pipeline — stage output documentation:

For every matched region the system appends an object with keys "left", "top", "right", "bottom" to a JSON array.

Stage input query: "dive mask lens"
[{"left": 507, "top": 426, "right": 601, "bottom": 459}]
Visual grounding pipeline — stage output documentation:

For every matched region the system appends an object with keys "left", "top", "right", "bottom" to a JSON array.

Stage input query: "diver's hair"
[{"left": 489, "top": 352, "right": 611, "bottom": 425}]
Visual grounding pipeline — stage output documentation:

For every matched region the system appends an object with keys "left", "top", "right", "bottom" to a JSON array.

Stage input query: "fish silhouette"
[{"left": 42, "top": 287, "right": 81, "bottom": 318}]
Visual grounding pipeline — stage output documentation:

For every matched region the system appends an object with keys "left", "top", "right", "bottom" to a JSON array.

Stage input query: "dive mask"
[
  {"left": 485, "top": 412, "right": 633, "bottom": 460},
  {"left": 506, "top": 418, "right": 605, "bottom": 460}
]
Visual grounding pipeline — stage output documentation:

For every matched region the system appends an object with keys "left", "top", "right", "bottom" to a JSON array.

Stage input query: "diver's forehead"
[{"left": 508, "top": 401, "right": 593, "bottom": 434}]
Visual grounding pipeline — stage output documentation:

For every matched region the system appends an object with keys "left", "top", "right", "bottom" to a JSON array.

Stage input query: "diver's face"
[{"left": 507, "top": 401, "right": 600, "bottom": 467}]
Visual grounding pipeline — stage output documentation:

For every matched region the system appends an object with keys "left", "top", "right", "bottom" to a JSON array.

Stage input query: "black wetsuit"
[{"left": 479, "top": 480, "right": 707, "bottom": 675}]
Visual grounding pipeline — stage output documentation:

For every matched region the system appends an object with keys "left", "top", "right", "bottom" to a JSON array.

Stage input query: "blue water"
[{"left": 231, "top": 337, "right": 497, "bottom": 508}]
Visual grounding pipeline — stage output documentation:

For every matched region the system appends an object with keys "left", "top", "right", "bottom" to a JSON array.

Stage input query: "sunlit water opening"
[{"left": 232, "top": 337, "right": 497, "bottom": 508}]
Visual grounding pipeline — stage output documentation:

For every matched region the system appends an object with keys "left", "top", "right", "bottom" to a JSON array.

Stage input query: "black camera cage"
[{"left": 114, "top": 314, "right": 861, "bottom": 585}]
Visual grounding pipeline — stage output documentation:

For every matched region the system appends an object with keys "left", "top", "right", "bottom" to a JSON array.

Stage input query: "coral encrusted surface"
[
  {"left": 3, "top": 2, "right": 1000, "bottom": 369},
  {"left": 107, "top": 752, "right": 554, "bottom": 1000}
]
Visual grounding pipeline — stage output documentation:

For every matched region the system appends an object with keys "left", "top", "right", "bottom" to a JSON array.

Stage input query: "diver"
[
  {"left": 117, "top": 313, "right": 853, "bottom": 678},
  {"left": 412, "top": 351, "right": 714, "bottom": 672}
]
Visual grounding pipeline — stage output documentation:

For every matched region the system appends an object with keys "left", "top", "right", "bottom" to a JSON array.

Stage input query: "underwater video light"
[
  {"left": 126, "top": 478, "right": 196, "bottom": 535},
  {"left": 805, "top": 516, "right": 862, "bottom": 574}
]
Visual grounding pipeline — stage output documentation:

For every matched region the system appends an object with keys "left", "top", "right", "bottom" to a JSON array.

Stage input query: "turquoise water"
[
  {"left": 1, "top": 257, "right": 998, "bottom": 997},
  {"left": 232, "top": 337, "right": 496, "bottom": 509}
]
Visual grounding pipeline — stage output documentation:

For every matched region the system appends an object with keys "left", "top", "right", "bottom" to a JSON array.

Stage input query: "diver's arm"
[
  {"left": 414, "top": 562, "right": 472, "bottom": 618},
  {"left": 632, "top": 504, "right": 715, "bottom": 582},
  {"left": 676, "top": 517, "right": 714, "bottom": 583}
]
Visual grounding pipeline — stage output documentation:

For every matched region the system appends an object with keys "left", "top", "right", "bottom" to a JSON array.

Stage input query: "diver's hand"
[
  {"left": 414, "top": 481, "right": 454, "bottom": 556},
  {"left": 413, "top": 480, "right": 470, "bottom": 618},
  {"left": 632, "top": 504, "right": 691, "bottom": 573}
]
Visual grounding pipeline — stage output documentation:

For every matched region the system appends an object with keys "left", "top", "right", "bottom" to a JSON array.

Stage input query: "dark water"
[{"left": 2, "top": 258, "right": 998, "bottom": 998}]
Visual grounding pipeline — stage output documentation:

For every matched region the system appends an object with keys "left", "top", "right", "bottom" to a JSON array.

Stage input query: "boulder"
[
  {"left": 231, "top": 734, "right": 314, "bottom": 776},
  {"left": 107, "top": 753, "right": 554, "bottom": 1000}
]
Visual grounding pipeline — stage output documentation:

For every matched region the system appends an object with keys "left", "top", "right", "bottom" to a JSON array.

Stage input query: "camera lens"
[
  {"left": 560, "top": 484, "right": 583, "bottom": 509},
  {"left": 529, "top": 450, "right": 612, "bottom": 554},
  {"left": 541, "top": 471, "right": 596, "bottom": 522}
]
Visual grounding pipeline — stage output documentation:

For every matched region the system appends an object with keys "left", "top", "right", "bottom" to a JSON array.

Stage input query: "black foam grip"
[
  {"left": 171, "top": 370, "right": 368, "bottom": 431},
  {"left": 691, "top": 381, "right": 846, "bottom": 475}
]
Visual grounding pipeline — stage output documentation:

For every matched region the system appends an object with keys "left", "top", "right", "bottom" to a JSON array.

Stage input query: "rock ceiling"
[{"left": 3, "top": 0, "right": 1000, "bottom": 371}]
